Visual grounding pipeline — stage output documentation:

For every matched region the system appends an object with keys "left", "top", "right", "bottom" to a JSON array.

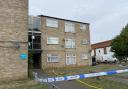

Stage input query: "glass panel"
[
  {"left": 46, "top": 18, "right": 58, "bottom": 28},
  {"left": 48, "top": 37, "right": 59, "bottom": 44},
  {"left": 65, "top": 22, "right": 75, "bottom": 32}
]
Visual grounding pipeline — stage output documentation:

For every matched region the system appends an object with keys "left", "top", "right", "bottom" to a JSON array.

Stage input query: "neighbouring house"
[
  {"left": 28, "top": 15, "right": 92, "bottom": 69},
  {"left": 0, "top": 0, "right": 28, "bottom": 81},
  {"left": 91, "top": 40, "right": 117, "bottom": 63},
  {"left": 91, "top": 40, "right": 112, "bottom": 56}
]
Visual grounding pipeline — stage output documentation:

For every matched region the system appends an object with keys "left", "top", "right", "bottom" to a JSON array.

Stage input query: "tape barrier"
[{"left": 35, "top": 69, "right": 128, "bottom": 83}]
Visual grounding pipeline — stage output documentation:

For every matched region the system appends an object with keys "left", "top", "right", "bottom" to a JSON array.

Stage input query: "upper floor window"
[
  {"left": 29, "top": 16, "right": 41, "bottom": 31},
  {"left": 47, "top": 54, "right": 59, "bottom": 62},
  {"left": 65, "top": 39, "right": 75, "bottom": 48},
  {"left": 46, "top": 18, "right": 58, "bottom": 28},
  {"left": 80, "top": 24, "right": 87, "bottom": 32},
  {"left": 47, "top": 37, "right": 59, "bottom": 44},
  {"left": 65, "top": 22, "right": 75, "bottom": 33}
]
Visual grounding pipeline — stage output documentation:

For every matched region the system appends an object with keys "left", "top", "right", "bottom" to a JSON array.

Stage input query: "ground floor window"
[
  {"left": 66, "top": 53, "right": 76, "bottom": 65},
  {"left": 47, "top": 54, "right": 59, "bottom": 62},
  {"left": 81, "top": 53, "right": 88, "bottom": 59}
]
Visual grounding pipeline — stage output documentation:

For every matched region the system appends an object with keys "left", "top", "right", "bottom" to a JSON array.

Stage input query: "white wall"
[{"left": 96, "top": 48, "right": 104, "bottom": 56}]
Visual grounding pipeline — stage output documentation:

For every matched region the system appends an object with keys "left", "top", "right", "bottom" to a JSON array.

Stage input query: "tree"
[{"left": 111, "top": 24, "right": 128, "bottom": 63}]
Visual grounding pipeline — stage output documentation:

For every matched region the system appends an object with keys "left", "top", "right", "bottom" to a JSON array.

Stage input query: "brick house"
[{"left": 28, "top": 15, "right": 92, "bottom": 69}]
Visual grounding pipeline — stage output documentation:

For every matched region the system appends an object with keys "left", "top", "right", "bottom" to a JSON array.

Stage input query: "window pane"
[
  {"left": 65, "top": 39, "right": 75, "bottom": 48},
  {"left": 81, "top": 39, "right": 89, "bottom": 45},
  {"left": 47, "top": 37, "right": 59, "bottom": 44},
  {"left": 65, "top": 22, "right": 75, "bottom": 32},
  {"left": 47, "top": 54, "right": 59, "bottom": 62},
  {"left": 80, "top": 24, "right": 87, "bottom": 30},
  {"left": 46, "top": 18, "right": 58, "bottom": 28},
  {"left": 81, "top": 53, "right": 88, "bottom": 59}
]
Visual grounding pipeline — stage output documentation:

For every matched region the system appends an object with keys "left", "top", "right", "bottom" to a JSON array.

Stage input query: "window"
[
  {"left": 46, "top": 18, "right": 58, "bottom": 28},
  {"left": 29, "top": 16, "right": 41, "bottom": 31},
  {"left": 81, "top": 40, "right": 89, "bottom": 45},
  {"left": 66, "top": 53, "right": 76, "bottom": 65},
  {"left": 65, "top": 22, "right": 75, "bottom": 33},
  {"left": 47, "top": 37, "right": 59, "bottom": 44},
  {"left": 80, "top": 24, "right": 87, "bottom": 32},
  {"left": 47, "top": 54, "right": 59, "bottom": 62},
  {"left": 65, "top": 39, "right": 75, "bottom": 48},
  {"left": 96, "top": 48, "right": 104, "bottom": 56},
  {"left": 81, "top": 53, "right": 88, "bottom": 59},
  {"left": 106, "top": 47, "right": 111, "bottom": 54},
  {"left": 28, "top": 32, "right": 41, "bottom": 49}
]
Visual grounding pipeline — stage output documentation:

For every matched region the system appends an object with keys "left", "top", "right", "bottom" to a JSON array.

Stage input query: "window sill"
[{"left": 47, "top": 61, "right": 59, "bottom": 63}]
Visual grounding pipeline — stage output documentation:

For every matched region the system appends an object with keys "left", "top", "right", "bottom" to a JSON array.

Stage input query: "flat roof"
[{"left": 38, "top": 15, "right": 90, "bottom": 25}]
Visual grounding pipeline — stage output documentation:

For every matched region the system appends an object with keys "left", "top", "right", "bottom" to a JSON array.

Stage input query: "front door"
[{"left": 66, "top": 53, "right": 76, "bottom": 65}]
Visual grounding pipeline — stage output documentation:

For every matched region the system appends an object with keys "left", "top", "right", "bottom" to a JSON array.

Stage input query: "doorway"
[{"left": 33, "top": 53, "right": 41, "bottom": 69}]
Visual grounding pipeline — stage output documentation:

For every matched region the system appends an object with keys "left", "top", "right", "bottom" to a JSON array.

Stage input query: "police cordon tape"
[{"left": 35, "top": 69, "right": 128, "bottom": 83}]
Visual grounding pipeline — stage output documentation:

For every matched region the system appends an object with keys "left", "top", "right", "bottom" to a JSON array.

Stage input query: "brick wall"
[
  {"left": 0, "top": 0, "right": 28, "bottom": 81},
  {"left": 40, "top": 16, "right": 91, "bottom": 69}
]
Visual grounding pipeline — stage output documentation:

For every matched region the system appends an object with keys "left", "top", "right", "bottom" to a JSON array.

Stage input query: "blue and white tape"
[{"left": 35, "top": 69, "right": 128, "bottom": 83}]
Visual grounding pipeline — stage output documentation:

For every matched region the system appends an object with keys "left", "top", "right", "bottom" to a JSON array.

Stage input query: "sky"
[{"left": 29, "top": 0, "right": 128, "bottom": 44}]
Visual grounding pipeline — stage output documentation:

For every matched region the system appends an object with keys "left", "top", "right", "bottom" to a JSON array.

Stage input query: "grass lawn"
[
  {"left": 77, "top": 78, "right": 128, "bottom": 89},
  {"left": 46, "top": 64, "right": 127, "bottom": 77},
  {"left": 0, "top": 80, "right": 48, "bottom": 89}
]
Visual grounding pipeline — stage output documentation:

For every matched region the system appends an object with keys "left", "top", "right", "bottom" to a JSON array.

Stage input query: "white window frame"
[
  {"left": 46, "top": 18, "right": 58, "bottom": 28},
  {"left": 47, "top": 37, "right": 59, "bottom": 44},
  {"left": 66, "top": 53, "right": 76, "bottom": 65},
  {"left": 65, "top": 39, "right": 75, "bottom": 48},
  {"left": 80, "top": 24, "right": 87, "bottom": 30},
  {"left": 81, "top": 53, "right": 88, "bottom": 59},
  {"left": 81, "top": 39, "right": 89, "bottom": 45},
  {"left": 47, "top": 54, "right": 59, "bottom": 62},
  {"left": 65, "top": 21, "right": 75, "bottom": 33}
]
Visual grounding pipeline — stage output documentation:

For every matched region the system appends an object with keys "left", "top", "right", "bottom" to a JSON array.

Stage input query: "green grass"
[
  {"left": 77, "top": 78, "right": 128, "bottom": 89},
  {"left": 0, "top": 80, "right": 48, "bottom": 89},
  {"left": 46, "top": 64, "right": 123, "bottom": 77}
]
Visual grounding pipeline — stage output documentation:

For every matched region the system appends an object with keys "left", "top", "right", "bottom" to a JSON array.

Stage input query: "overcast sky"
[{"left": 29, "top": 0, "right": 128, "bottom": 44}]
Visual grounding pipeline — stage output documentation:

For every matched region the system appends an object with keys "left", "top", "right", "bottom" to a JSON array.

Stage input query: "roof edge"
[{"left": 38, "top": 15, "right": 90, "bottom": 25}]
